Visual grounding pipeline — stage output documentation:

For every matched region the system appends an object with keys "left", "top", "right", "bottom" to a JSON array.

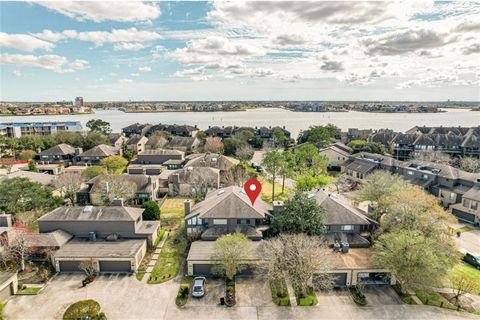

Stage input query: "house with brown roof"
[
  {"left": 184, "top": 186, "right": 273, "bottom": 241},
  {"left": 164, "top": 136, "right": 200, "bottom": 153},
  {"left": 76, "top": 144, "right": 121, "bottom": 164},
  {"left": 136, "top": 149, "right": 185, "bottom": 166},
  {"left": 125, "top": 135, "right": 148, "bottom": 154},
  {"left": 38, "top": 143, "right": 80, "bottom": 165},
  {"left": 164, "top": 167, "right": 220, "bottom": 197}
]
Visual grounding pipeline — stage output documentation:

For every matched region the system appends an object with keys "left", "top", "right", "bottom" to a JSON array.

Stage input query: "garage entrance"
[
  {"left": 452, "top": 208, "right": 476, "bottom": 223},
  {"left": 58, "top": 260, "right": 84, "bottom": 273},
  {"left": 99, "top": 260, "right": 132, "bottom": 273},
  {"left": 193, "top": 264, "right": 212, "bottom": 276},
  {"left": 357, "top": 272, "right": 391, "bottom": 285}
]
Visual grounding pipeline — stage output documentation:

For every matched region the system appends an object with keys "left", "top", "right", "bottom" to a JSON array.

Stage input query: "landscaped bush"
[
  {"left": 225, "top": 278, "right": 236, "bottom": 307},
  {"left": 270, "top": 280, "right": 290, "bottom": 306},
  {"left": 348, "top": 286, "right": 366, "bottom": 306},
  {"left": 295, "top": 287, "right": 318, "bottom": 306},
  {"left": 63, "top": 299, "right": 106, "bottom": 320},
  {"left": 175, "top": 285, "right": 190, "bottom": 307}
]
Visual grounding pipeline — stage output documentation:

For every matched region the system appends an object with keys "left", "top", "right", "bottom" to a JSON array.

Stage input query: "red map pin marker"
[{"left": 244, "top": 178, "right": 262, "bottom": 205}]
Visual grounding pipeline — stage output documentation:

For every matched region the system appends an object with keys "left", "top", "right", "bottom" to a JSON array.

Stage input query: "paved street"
[
  {"left": 454, "top": 228, "right": 480, "bottom": 255},
  {"left": 4, "top": 274, "right": 477, "bottom": 320}
]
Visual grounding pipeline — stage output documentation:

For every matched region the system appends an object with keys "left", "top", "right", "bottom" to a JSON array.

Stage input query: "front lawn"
[
  {"left": 148, "top": 225, "right": 187, "bottom": 284},
  {"left": 259, "top": 177, "right": 292, "bottom": 203},
  {"left": 415, "top": 289, "right": 457, "bottom": 310},
  {"left": 161, "top": 198, "right": 188, "bottom": 227},
  {"left": 295, "top": 288, "right": 318, "bottom": 306},
  {"left": 17, "top": 287, "right": 42, "bottom": 295},
  {"left": 135, "top": 228, "right": 166, "bottom": 281},
  {"left": 447, "top": 263, "right": 480, "bottom": 295},
  {"left": 451, "top": 225, "right": 475, "bottom": 235}
]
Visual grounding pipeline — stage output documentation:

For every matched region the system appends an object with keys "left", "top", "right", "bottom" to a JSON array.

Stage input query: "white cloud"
[
  {"left": 118, "top": 79, "right": 133, "bottom": 84},
  {"left": 36, "top": 1, "right": 161, "bottom": 22},
  {"left": 34, "top": 28, "right": 160, "bottom": 46},
  {"left": 138, "top": 66, "right": 152, "bottom": 73},
  {"left": 0, "top": 32, "right": 54, "bottom": 52},
  {"left": 113, "top": 42, "right": 145, "bottom": 51},
  {"left": 131, "top": 73, "right": 140, "bottom": 77},
  {"left": 11, "top": 70, "right": 22, "bottom": 77},
  {"left": 0, "top": 54, "right": 88, "bottom": 73}
]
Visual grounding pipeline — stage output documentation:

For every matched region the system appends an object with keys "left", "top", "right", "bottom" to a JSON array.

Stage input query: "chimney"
[
  {"left": 0, "top": 213, "right": 12, "bottom": 228},
  {"left": 112, "top": 198, "right": 124, "bottom": 207},
  {"left": 184, "top": 200, "right": 191, "bottom": 215},
  {"left": 272, "top": 201, "right": 284, "bottom": 214},
  {"left": 74, "top": 147, "right": 83, "bottom": 156}
]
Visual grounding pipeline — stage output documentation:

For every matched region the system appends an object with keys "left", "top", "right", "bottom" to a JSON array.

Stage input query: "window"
[
  {"left": 341, "top": 225, "right": 354, "bottom": 231},
  {"left": 198, "top": 218, "right": 202, "bottom": 225},
  {"left": 213, "top": 219, "right": 227, "bottom": 225},
  {"left": 472, "top": 201, "right": 478, "bottom": 210},
  {"left": 407, "top": 171, "right": 414, "bottom": 176},
  {"left": 421, "top": 174, "right": 429, "bottom": 180}
]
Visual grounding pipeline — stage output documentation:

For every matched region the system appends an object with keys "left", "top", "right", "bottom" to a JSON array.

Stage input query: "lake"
[{"left": 1, "top": 108, "right": 478, "bottom": 138}]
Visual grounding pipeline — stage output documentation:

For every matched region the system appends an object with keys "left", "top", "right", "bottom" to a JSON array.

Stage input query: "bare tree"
[
  {"left": 259, "top": 234, "right": 333, "bottom": 297},
  {"left": 235, "top": 145, "right": 254, "bottom": 162},
  {"left": 90, "top": 174, "right": 137, "bottom": 205},
  {"left": 223, "top": 164, "right": 255, "bottom": 187},
  {"left": 333, "top": 174, "right": 350, "bottom": 194},
  {"left": 191, "top": 174, "right": 212, "bottom": 200},
  {"left": 457, "top": 157, "right": 480, "bottom": 173},
  {"left": 0, "top": 222, "right": 35, "bottom": 271},
  {"left": 450, "top": 274, "right": 476, "bottom": 306},
  {"left": 411, "top": 150, "right": 451, "bottom": 164},
  {"left": 211, "top": 232, "right": 253, "bottom": 280},
  {"left": 204, "top": 137, "right": 224, "bottom": 154},
  {"left": 79, "top": 258, "right": 98, "bottom": 279},
  {"left": 55, "top": 172, "right": 82, "bottom": 205}
]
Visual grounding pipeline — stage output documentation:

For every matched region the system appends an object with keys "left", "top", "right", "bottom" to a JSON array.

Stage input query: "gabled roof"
[
  {"left": 392, "top": 133, "right": 417, "bottom": 145},
  {"left": 139, "top": 149, "right": 184, "bottom": 156},
  {"left": 185, "top": 153, "right": 239, "bottom": 171},
  {"left": 369, "top": 131, "right": 396, "bottom": 144},
  {"left": 332, "top": 142, "right": 352, "bottom": 154},
  {"left": 165, "top": 136, "right": 197, "bottom": 149},
  {"left": 170, "top": 167, "right": 219, "bottom": 184},
  {"left": 79, "top": 144, "right": 118, "bottom": 157},
  {"left": 186, "top": 186, "right": 272, "bottom": 220},
  {"left": 39, "top": 205, "right": 144, "bottom": 222},
  {"left": 126, "top": 135, "right": 146, "bottom": 145},
  {"left": 461, "top": 127, "right": 480, "bottom": 148},
  {"left": 310, "top": 190, "right": 371, "bottom": 226},
  {"left": 1, "top": 170, "right": 56, "bottom": 186},
  {"left": 107, "top": 133, "right": 126, "bottom": 145},
  {"left": 87, "top": 174, "right": 157, "bottom": 193},
  {"left": 145, "top": 136, "right": 168, "bottom": 148},
  {"left": 344, "top": 159, "right": 377, "bottom": 174},
  {"left": 463, "top": 185, "right": 480, "bottom": 201},
  {"left": 39, "top": 143, "right": 76, "bottom": 156},
  {"left": 402, "top": 160, "right": 480, "bottom": 181},
  {"left": 319, "top": 145, "right": 350, "bottom": 157},
  {"left": 26, "top": 230, "right": 73, "bottom": 247}
]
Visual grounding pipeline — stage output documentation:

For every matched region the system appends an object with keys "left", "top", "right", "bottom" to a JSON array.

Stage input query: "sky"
[{"left": 0, "top": 1, "right": 479, "bottom": 102}]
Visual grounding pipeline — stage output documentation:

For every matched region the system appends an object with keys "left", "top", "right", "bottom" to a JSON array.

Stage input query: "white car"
[{"left": 192, "top": 277, "right": 206, "bottom": 298}]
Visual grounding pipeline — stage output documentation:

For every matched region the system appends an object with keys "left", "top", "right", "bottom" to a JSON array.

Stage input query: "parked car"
[
  {"left": 255, "top": 165, "right": 264, "bottom": 173},
  {"left": 192, "top": 276, "right": 206, "bottom": 297},
  {"left": 463, "top": 253, "right": 480, "bottom": 269}
]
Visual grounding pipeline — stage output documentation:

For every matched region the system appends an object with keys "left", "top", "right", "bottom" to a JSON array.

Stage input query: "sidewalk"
[{"left": 141, "top": 231, "right": 169, "bottom": 283}]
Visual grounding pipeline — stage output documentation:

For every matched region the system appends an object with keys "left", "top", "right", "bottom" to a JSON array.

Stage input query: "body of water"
[{"left": 1, "top": 108, "right": 478, "bottom": 138}]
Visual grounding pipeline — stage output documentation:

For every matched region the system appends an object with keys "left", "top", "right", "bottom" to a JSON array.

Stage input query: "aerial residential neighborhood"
[{"left": 1, "top": 1, "right": 480, "bottom": 319}]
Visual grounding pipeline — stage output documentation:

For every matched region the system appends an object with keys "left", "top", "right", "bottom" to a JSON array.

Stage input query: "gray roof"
[
  {"left": 402, "top": 160, "right": 480, "bottom": 181},
  {"left": 39, "top": 144, "right": 75, "bottom": 156},
  {"left": 54, "top": 238, "right": 145, "bottom": 259},
  {"left": 1, "top": 170, "right": 56, "bottom": 186},
  {"left": 126, "top": 135, "right": 146, "bottom": 145},
  {"left": 165, "top": 136, "right": 197, "bottom": 149},
  {"left": 332, "top": 142, "right": 352, "bottom": 154},
  {"left": 26, "top": 230, "right": 73, "bottom": 247},
  {"left": 187, "top": 240, "right": 261, "bottom": 261},
  {"left": 351, "top": 152, "right": 402, "bottom": 167},
  {"left": 39, "top": 205, "right": 144, "bottom": 222},
  {"left": 79, "top": 144, "right": 118, "bottom": 157},
  {"left": 139, "top": 149, "right": 184, "bottom": 156},
  {"left": 464, "top": 185, "right": 480, "bottom": 201},
  {"left": 310, "top": 191, "right": 370, "bottom": 226},
  {"left": 170, "top": 167, "right": 219, "bottom": 184},
  {"left": 185, "top": 153, "right": 239, "bottom": 171},
  {"left": 344, "top": 159, "right": 377, "bottom": 174},
  {"left": 186, "top": 186, "right": 272, "bottom": 220},
  {"left": 145, "top": 136, "right": 168, "bottom": 148},
  {"left": 319, "top": 145, "right": 350, "bottom": 157},
  {"left": 87, "top": 174, "right": 157, "bottom": 193}
]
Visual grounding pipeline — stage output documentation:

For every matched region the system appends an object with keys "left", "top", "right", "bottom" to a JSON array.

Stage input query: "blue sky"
[{"left": 0, "top": 1, "right": 479, "bottom": 101}]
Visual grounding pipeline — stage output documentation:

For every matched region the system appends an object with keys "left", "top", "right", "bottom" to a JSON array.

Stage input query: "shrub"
[
  {"left": 295, "top": 287, "right": 318, "bottom": 306},
  {"left": 142, "top": 201, "right": 161, "bottom": 220},
  {"left": 348, "top": 286, "right": 366, "bottom": 306},
  {"left": 271, "top": 280, "right": 290, "bottom": 306},
  {"left": 63, "top": 299, "right": 106, "bottom": 320}
]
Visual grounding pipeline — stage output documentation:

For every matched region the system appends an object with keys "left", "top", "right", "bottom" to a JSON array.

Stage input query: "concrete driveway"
[
  {"left": 363, "top": 286, "right": 403, "bottom": 305},
  {"left": 186, "top": 278, "right": 223, "bottom": 307},
  {"left": 5, "top": 274, "right": 477, "bottom": 320},
  {"left": 316, "top": 289, "right": 352, "bottom": 307},
  {"left": 235, "top": 276, "right": 275, "bottom": 307},
  {"left": 454, "top": 228, "right": 480, "bottom": 255}
]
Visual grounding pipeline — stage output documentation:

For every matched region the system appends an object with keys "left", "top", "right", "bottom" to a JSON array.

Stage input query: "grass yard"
[
  {"left": 415, "top": 289, "right": 457, "bottom": 310},
  {"left": 148, "top": 226, "right": 187, "bottom": 284},
  {"left": 161, "top": 198, "right": 188, "bottom": 228},
  {"left": 451, "top": 225, "right": 475, "bottom": 235},
  {"left": 259, "top": 177, "right": 292, "bottom": 203},
  {"left": 135, "top": 228, "right": 166, "bottom": 281},
  {"left": 270, "top": 280, "right": 290, "bottom": 306},
  {"left": 17, "top": 287, "right": 42, "bottom": 295},
  {"left": 447, "top": 263, "right": 480, "bottom": 295}
]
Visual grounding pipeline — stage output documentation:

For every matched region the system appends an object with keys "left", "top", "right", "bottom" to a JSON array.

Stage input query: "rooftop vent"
[
  {"left": 83, "top": 205, "right": 93, "bottom": 213},
  {"left": 217, "top": 189, "right": 225, "bottom": 195}
]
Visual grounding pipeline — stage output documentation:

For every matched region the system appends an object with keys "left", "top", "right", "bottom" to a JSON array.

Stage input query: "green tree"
[
  {"left": 28, "top": 160, "right": 38, "bottom": 172},
  {"left": 347, "top": 140, "right": 386, "bottom": 154},
  {"left": 0, "top": 177, "right": 63, "bottom": 215},
  {"left": 83, "top": 132, "right": 109, "bottom": 150},
  {"left": 373, "top": 229, "right": 456, "bottom": 293},
  {"left": 279, "top": 151, "right": 295, "bottom": 193},
  {"left": 271, "top": 192, "right": 326, "bottom": 236},
  {"left": 52, "top": 131, "right": 84, "bottom": 148},
  {"left": 294, "top": 143, "right": 328, "bottom": 176},
  {"left": 196, "top": 130, "right": 206, "bottom": 140},
  {"left": 100, "top": 155, "right": 128, "bottom": 174},
  {"left": 297, "top": 125, "right": 337, "bottom": 148},
  {"left": 272, "top": 127, "right": 286, "bottom": 147},
  {"left": 223, "top": 137, "right": 247, "bottom": 156},
  {"left": 86, "top": 119, "right": 112, "bottom": 135},
  {"left": 211, "top": 231, "right": 253, "bottom": 280},
  {"left": 122, "top": 150, "right": 134, "bottom": 162},
  {"left": 84, "top": 166, "right": 107, "bottom": 180},
  {"left": 18, "top": 150, "right": 37, "bottom": 161},
  {"left": 295, "top": 174, "right": 330, "bottom": 192},
  {"left": 236, "top": 129, "right": 255, "bottom": 142},
  {"left": 262, "top": 150, "right": 283, "bottom": 201},
  {"left": 141, "top": 200, "right": 160, "bottom": 220}
]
